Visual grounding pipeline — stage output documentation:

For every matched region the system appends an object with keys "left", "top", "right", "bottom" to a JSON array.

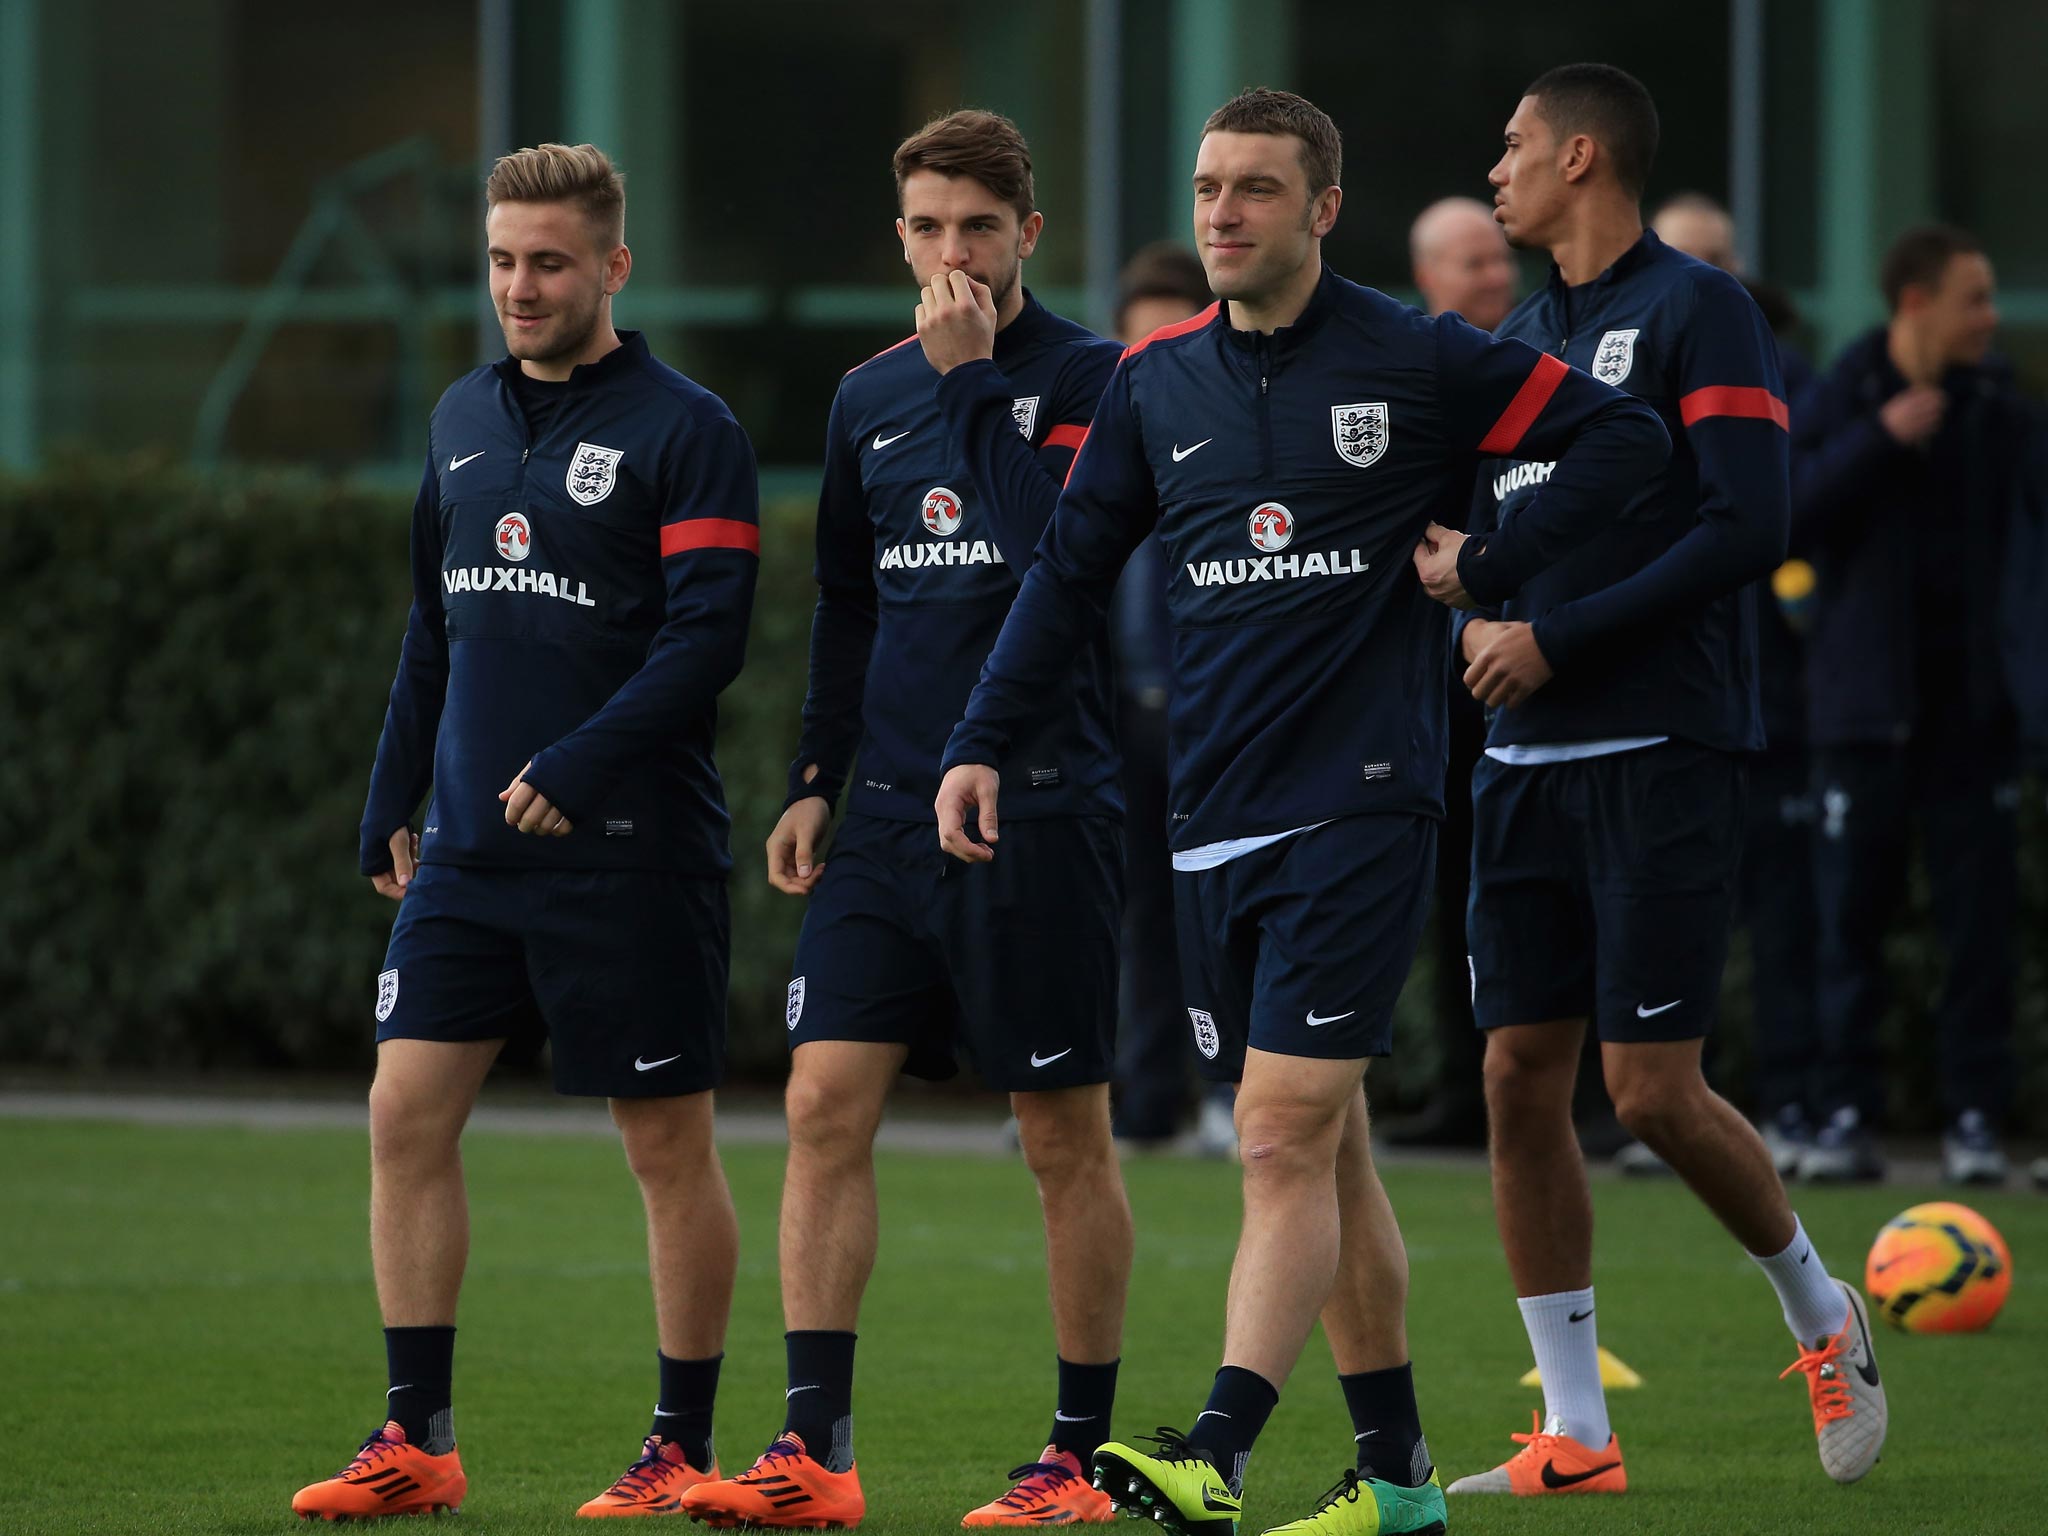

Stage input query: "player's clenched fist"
[
  {"left": 934, "top": 763, "right": 1000, "bottom": 863},
  {"left": 369, "top": 825, "right": 420, "bottom": 902},
  {"left": 767, "top": 796, "right": 833, "bottom": 896},
  {"left": 1460, "top": 617, "right": 1554, "bottom": 708},
  {"left": 1411, "top": 521, "right": 1476, "bottom": 609},
  {"left": 915, "top": 269, "right": 998, "bottom": 376},
  {"left": 499, "top": 760, "right": 573, "bottom": 837}
]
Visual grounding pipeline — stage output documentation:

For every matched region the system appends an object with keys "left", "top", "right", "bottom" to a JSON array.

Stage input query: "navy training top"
[
  {"left": 1462, "top": 230, "right": 1791, "bottom": 751},
  {"left": 359, "top": 331, "right": 760, "bottom": 876},
  {"left": 789, "top": 292, "right": 1123, "bottom": 823},
  {"left": 943, "top": 265, "right": 1669, "bottom": 851}
]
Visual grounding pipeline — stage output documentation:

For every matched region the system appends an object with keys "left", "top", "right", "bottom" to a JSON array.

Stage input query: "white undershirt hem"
[
  {"left": 1485, "top": 736, "right": 1668, "bottom": 766},
  {"left": 1172, "top": 820, "right": 1333, "bottom": 872}
]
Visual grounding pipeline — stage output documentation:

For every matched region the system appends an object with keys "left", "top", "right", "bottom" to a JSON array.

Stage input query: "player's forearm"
[
  {"left": 934, "top": 360, "right": 1069, "bottom": 575},
  {"left": 358, "top": 619, "right": 446, "bottom": 871},
  {"left": 786, "top": 586, "right": 875, "bottom": 808},
  {"left": 941, "top": 561, "right": 1106, "bottom": 770},
  {"left": 1459, "top": 391, "right": 1670, "bottom": 606},
  {"left": 1789, "top": 414, "right": 1892, "bottom": 555},
  {"left": 1534, "top": 462, "right": 1786, "bottom": 669},
  {"left": 524, "top": 565, "right": 757, "bottom": 817}
]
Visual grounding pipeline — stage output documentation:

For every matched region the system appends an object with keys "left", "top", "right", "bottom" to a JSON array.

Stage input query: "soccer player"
[
  {"left": 677, "top": 111, "right": 1130, "bottom": 1530},
  {"left": 291, "top": 143, "right": 759, "bottom": 1522},
  {"left": 1439, "top": 65, "right": 1888, "bottom": 1497},
  {"left": 935, "top": 88, "right": 1666, "bottom": 1536}
]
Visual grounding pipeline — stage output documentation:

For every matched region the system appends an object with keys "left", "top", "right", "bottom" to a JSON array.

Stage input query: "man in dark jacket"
[{"left": 1791, "top": 223, "right": 2030, "bottom": 1186}]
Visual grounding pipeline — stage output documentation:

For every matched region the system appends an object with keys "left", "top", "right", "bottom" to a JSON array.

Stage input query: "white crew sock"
[
  {"left": 1516, "top": 1288, "right": 1610, "bottom": 1448},
  {"left": 1752, "top": 1215, "right": 1851, "bottom": 1345}
]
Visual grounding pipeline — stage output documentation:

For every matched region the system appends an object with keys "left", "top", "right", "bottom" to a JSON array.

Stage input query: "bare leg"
[
  {"left": 779, "top": 1041, "right": 906, "bottom": 1330},
  {"left": 368, "top": 1038, "right": 503, "bottom": 1325},
  {"left": 612, "top": 1091, "right": 737, "bottom": 1359},
  {"left": 1320, "top": 1079, "right": 1409, "bottom": 1374},
  {"left": 1603, "top": 1039, "right": 1796, "bottom": 1255},
  {"left": 1482, "top": 1021, "right": 1592, "bottom": 1295},
  {"left": 1221, "top": 1050, "right": 1371, "bottom": 1388},
  {"left": 1011, "top": 1082, "right": 1132, "bottom": 1363}
]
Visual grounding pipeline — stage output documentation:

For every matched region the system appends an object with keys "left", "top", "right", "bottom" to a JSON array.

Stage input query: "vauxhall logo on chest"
[
  {"left": 442, "top": 510, "right": 597, "bottom": 605},
  {"left": 876, "top": 484, "right": 1007, "bottom": 571},
  {"left": 1184, "top": 501, "right": 1370, "bottom": 588}
]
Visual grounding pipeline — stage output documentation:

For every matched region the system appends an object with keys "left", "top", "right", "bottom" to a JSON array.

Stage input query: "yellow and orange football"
[{"left": 1865, "top": 1202, "right": 2012, "bottom": 1333}]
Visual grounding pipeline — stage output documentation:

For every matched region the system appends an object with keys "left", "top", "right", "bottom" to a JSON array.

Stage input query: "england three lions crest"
[
  {"left": 1331, "top": 403, "right": 1389, "bottom": 468},
  {"left": 567, "top": 441, "right": 624, "bottom": 506},
  {"left": 1010, "top": 396, "right": 1040, "bottom": 439},
  {"left": 1591, "top": 329, "right": 1641, "bottom": 386}
]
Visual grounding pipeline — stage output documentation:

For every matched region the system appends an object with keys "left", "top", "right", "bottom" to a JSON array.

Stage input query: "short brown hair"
[
  {"left": 1525, "top": 64, "right": 1660, "bottom": 201},
  {"left": 1114, "top": 242, "right": 1212, "bottom": 331},
  {"left": 892, "top": 110, "right": 1035, "bottom": 222},
  {"left": 1200, "top": 88, "right": 1342, "bottom": 195},
  {"left": 485, "top": 142, "right": 626, "bottom": 248},
  {"left": 1881, "top": 224, "right": 1983, "bottom": 312}
]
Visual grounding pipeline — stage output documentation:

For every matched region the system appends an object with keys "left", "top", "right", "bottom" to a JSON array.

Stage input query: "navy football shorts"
[
  {"left": 1173, "top": 814, "right": 1437, "bottom": 1082},
  {"left": 786, "top": 813, "right": 1121, "bottom": 1092},
  {"left": 376, "top": 863, "right": 729, "bottom": 1097},
  {"left": 1467, "top": 740, "right": 1745, "bottom": 1043}
]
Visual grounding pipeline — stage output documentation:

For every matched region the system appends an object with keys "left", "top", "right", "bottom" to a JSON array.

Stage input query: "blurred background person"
[
  {"left": 1382, "top": 197, "right": 1517, "bottom": 1151},
  {"left": 1104, "top": 241, "right": 1234, "bottom": 1154},
  {"left": 1791, "top": 224, "right": 2030, "bottom": 1185},
  {"left": 1606, "top": 193, "right": 1823, "bottom": 1177}
]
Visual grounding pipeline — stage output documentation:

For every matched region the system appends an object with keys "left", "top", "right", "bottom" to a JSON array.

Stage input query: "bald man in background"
[
  {"left": 1410, "top": 196, "right": 1519, "bottom": 333},
  {"left": 1382, "top": 197, "right": 1518, "bottom": 1150}
]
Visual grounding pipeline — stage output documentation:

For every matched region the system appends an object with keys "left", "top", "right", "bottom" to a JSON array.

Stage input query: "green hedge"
[{"left": 2, "top": 460, "right": 2042, "bottom": 1128}]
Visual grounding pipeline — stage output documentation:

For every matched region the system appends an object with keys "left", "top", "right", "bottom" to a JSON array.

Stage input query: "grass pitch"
[{"left": 2, "top": 1116, "right": 2042, "bottom": 1534}]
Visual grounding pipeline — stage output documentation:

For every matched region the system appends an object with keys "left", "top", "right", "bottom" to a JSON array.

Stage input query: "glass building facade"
[{"left": 5, "top": 0, "right": 2042, "bottom": 482}]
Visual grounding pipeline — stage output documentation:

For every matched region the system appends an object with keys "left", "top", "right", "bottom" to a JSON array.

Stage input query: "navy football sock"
[
  {"left": 1185, "top": 1365, "right": 1278, "bottom": 1495},
  {"left": 1048, "top": 1357, "right": 1119, "bottom": 1461},
  {"left": 383, "top": 1325, "right": 456, "bottom": 1454},
  {"left": 782, "top": 1330, "right": 857, "bottom": 1473},
  {"left": 1338, "top": 1363, "right": 1430, "bottom": 1486},
  {"left": 651, "top": 1351, "right": 721, "bottom": 1470}
]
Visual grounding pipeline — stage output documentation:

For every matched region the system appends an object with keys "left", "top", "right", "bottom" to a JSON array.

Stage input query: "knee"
[
  {"left": 1015, "top": 1099, "right": 1113, "bottom": 1186},
  {"left": 1482, "top": 1030, "right": 1574, "bottom": 1113},
  {"left": 783, "top": 1074, "right": 878, "bottom": 1165},
  {"left": 612, "top": 1100, "right": 712, "bottom": 1189},
  {"left": 1608, "top": 1074, "right": 1699, "bottom": 1150},
  {"left": 1235, "top": 1099, "right": 1346, "bottom": 1175},
  {"left": 367, "top": 1076, "right": 463, "bottom": 1168}
]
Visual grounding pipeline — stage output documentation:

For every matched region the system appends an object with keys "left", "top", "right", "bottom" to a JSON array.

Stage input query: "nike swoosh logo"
[
  {"left": 1568, "top": 1308, "right": 1595, "bottom": 1323},
  {"left": 1053, "top": 1412, "right": 1092, "bottom": 1423},
  {"left": 1850, "top": 1304, "right": 1881, "bottom": 1387},
  {"left": 1541, "top": 1460, "right": 1622, "bottom": 1489},
  {"left": 387, "top": 1384, "right": 413, "bottom": 1394},
  {"left": 786, "top": 1384, "right": 820, "bottom": 1399},
  {"left": 1304, "top": 1010, "right": 1355, "bottom": 1027},
  {"left": 634, "top": 1053, "right": 683, "bottom": 1072},
  {"left": 1799, "top": 1248, "right": 1812, "bottom": 1265},
  {"left": 1635, "top": 999, "right": 1683, "bottom": 1018},
  {"left": 872, "top": 430, "right": 911, "bottom": 450},
  {"left": 1193, "top": 1410, "right": 1231, "bottom": 1422},
  {"left": 1202, "top": 1493, "right": 1240, "bottom": 1512},
  {"left": 1353, "top": 1431, "right": 1376, "bottom": 1442},
  {"left": 448, "top": 451, "right": 486, "bottom": 470},
  {"left": 1171, "top": 438, "right": 1213, "bottom": 462},
  {"left": 1030, "top": 1049, "right": 1073, "bottom": 1068}
]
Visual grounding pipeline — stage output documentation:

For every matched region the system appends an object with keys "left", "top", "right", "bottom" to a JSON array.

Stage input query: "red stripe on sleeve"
[
  {"left": 1476, "top": 353, "right": 1570, "bottom": 456},
  {"left": 1679, "top": 385, "right": 1789, "bottom": 431},
  {"left": 661, "top": 518, "right": 760, "bottom": 557},
  {"left": 1044, "top": 423, "right": 1088, "bottom": 451}
]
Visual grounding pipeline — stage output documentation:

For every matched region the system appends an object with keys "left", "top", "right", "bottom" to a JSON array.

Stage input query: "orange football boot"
[
  {"left": 578, "top": 1434, "right": 720, "bottom": 1517},
  {"left": 961, "top": 1446, "right": 1115, "bottom": 1526},
  {"left": 677, "top": 1433, "right": 865, "bottom": 1529},
  {"left": 1444, "top": 1412, "right": 1626, "bottom": 1495},
  {"left": 292, "top": 1420, "right": 466, "bottom": 1521}
]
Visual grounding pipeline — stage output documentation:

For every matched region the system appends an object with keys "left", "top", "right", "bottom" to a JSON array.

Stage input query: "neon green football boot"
[
  {"left": 1258, "top": 1467, "right": 1446, "bottom": 1536},
  {"left": 1090, "top": 1429, "right": 1242, "bottom": 1536}
]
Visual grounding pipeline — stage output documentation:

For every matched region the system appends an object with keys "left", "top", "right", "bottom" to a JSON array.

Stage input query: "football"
[{"left": 1865, "top": 1201, "right": 2013, "bottom": 1333}]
